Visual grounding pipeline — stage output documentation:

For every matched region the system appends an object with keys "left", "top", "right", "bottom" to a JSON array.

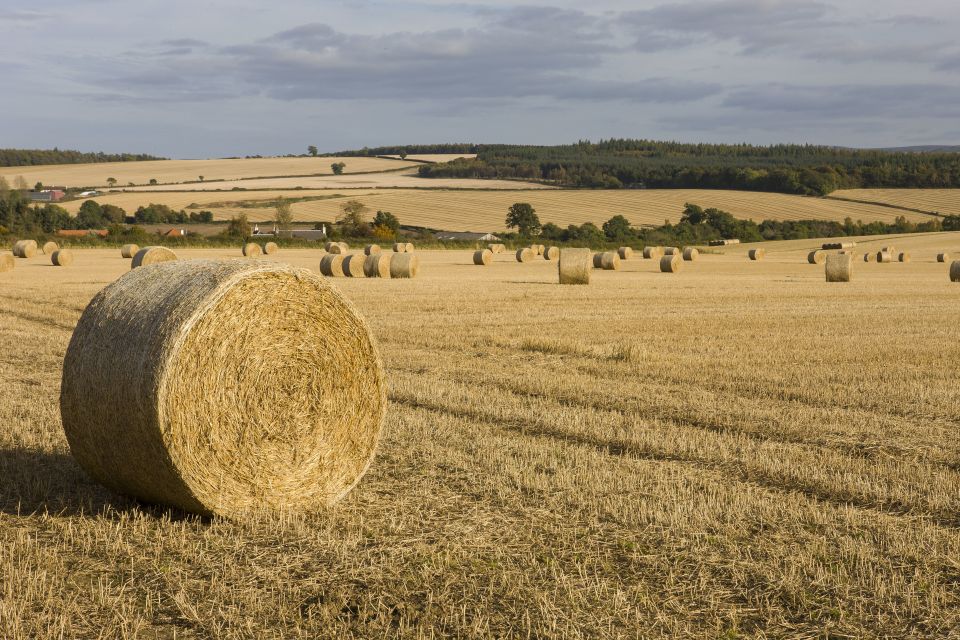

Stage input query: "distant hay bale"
[
  {"left": 242, "top": 242, "right": 262, "bottom": 257},
  {"left": 709, "top": 239, "right": 740, "bottom": 246},
  {"left": 320, "top": 254, "right": 345, "bottom": 277},
  {"left": 808, "top": 250, "right": 826, "bottom": 264},
  {"left": 825, "top": 253, "right": 853, "bottom": 282},
  {"left": 881, "top": 245, "right": 896, "bottom": 254},
  {"left": 618, "top": 246, "right": 633, "bottom": 260},
  {"left": 393, "top": 242, "right": 414, "bottom": 253},
  {"left": 262, "top": 241, "right": 279, "bottom": 255},
  {"left": 0, "top": 252, "right": 13, "bottom": 273},
  {"left": 328, "top": 243, "right": 346, "bottom": 255},
  {"left": 473, "top": 249, "right": 492, "bottom": 265},
  {"left": 51, "top": 249, "right": 74, "bottom": 267},
  {"left": 488, "top": 243, "right": 505, "bottom": 254},
  {"left": 529, "top": 244, "right": 543, "bottom": 256},
  {"left": 592, "top": 253, "right": 604, "bottom": 269},
  {"left": 13, "top": 240, "right": 37, "bottom": 258},
  {"left": 364, "top": 244, "right": 382, "bottom": 255},
  {"left": 558, "top": 248, "right": 590, "bottom": 285},
  {"left": 748, "top": 248, "right": 765, "bottom": 261},
  {"left": 660, "top": 254, "right": 682, "bottom": 273},
  {"left": 543, "top": 246, "right": 560, "bottom": 260},
  {"left": 682, "top": 247, "right": 699, "bottom": 261},
  {"left": 516, "top": 248, "right": 534, "bottom": 263},
  {"left": 390, "top": 253, "right": 420, "bottom": 278},
  {"left": 120, "top": 244, "right": 140, "bottom": 259},
  {"left": 363, "top": 254, "right": 392, "bottom": 278},
  {"left": 951, "top": 261, "right": 960, "bottom": 282},
  {"left": 898, "top": 252, "right": 911, "bottom": 263},
  {"left": 664, "top": 247, "right": 680, "bottom": 255},
  {"left": 131, "top": 246, "right": 177, "bottom": 269},
  {"left": 324, "top": 242, "right": 335, "bottom": 252},
  {"left": 59, "top": 259, "right": 385, "bottom": 518},
  {"left": 599, "top": 252, "right": 621, "bottom": 270},
  {"left": 642, "top": 246, "right": 663, "bottom": 260},
  {"left": 863, "top": 252, "right": 876, "bottom": 263},
  {"left": 341, "top": 254, "right": 367, "bottom": 278},
  {"left": 823, "top": 241, "right": 856, "bottom": 250},
  {"left": 877, "top": 251, "right": 893, "bottom": 263},
  {"left": 937, "top": 252, "right": 949, "bottom": 263},
  {"left": 42, "top": 241, "right": 59, "bottom": 255}
]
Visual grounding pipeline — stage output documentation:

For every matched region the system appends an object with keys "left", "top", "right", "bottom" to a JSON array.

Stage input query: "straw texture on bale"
[
  {"left": 660, "top": 255, "right": 682, "bottom": 273},
  {"left": 364, "top": 244, "right": 381, "bottom": 256},
  {"left": 664, "top": 247, "right": 680, "bottom": 256},
  {"left": 951, "top": 261, "right": 960, "bottom": 282},
  {"left": 592, "top": 253, "right": 604, "bottom": 269},
  {"left": 392, "top": 242, "right": 414, "bottom": 253},
  {"left": 262, "top": 242, "right": 279, "bottom": 255},
  {"left": 488, "top": 243, "right": 505, "bottom": 254},
  {"left": 642, "top": 246, "right": 663, "bottom": 260},
  {"left": 808, "top": 250, "right": 826, "bottom": 264},
  {"left": 131, "top": 246, "right": 177, "bottom": 269},
  {"left": 0, "top": 252, "right": 13, "bottom": 273},
  {"left": 682, "top": 247, "right": 699, "bottom": 261},
  {"left": 825, "top": 253, "right": 853, "bottom": 282},
  {"left": 599, "top": 252, "right": 621, "bottom": 270},
  {"left": 516, "top": 248, "right": 533, "bottom": 263},
  {"left": 877, "top": 251, "right": 893, "bottom": 263},
  {"left": 618, "top": 247, "right": 633, "bottom": 260},
  {"left": 363, "top": 253, "right": 391, "bottom": 278},
  {"left": 341, "top": 254, "right": 367, "bottom": 278},
  {"left": 709, "top": 239, "right": 740, "bottom": 246},
  {"left": 42, "top": 241, "right": 59, "bottom": 255},
  {"left": 390, "top": 253, "right": 420, "bottom": 278},
  {"left": 51, "top": 249, "right": 73, "bottom": 267},
  {"left": 320, "top": 254, "right": 345, "bottom": 277},
  {"left": 328, "top": 243, "right": 346, "bottom": 255},
  {"left": 558, "top": 248, "right": 590, "bottom": 285},
  {"left": 473, "top": 249, "right": 492, "bottom": 265},
  {"left": 937, "top": 253, "right": 950, "bottom": 263},
  {"left": 60, "top": 260, "right": 386, "bottom": 518},
  {"left": 13, "top": 240, "right": 37, "bottom": 258},
  {"left": 863, "top": 252, "right": 876, "bottom": 263},
  {"left": 748, "top": 248, "right": 765, "bottom": 261},
  {"left": 898, "top": 252, "right": 911, "bottom": 263},
  {"left": 242, "top": 242, "right": 262, "bottom": 257},
  {"left": 534, "top": 244, "right": 545, "bottom": 256},
  {"left": 121, "top": 244, "right": 140, "bottom": 259},
  {"left": 543, "top": 246, "right": 559, "bottom": 260}
]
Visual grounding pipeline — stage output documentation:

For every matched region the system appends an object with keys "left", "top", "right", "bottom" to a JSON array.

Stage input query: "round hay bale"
[
  {"left": 516, "top": 248, "right": 533, "bottom": 263},
  {"left": 825, "top": 253, "right": 853, "bottom": 282},
  {"left": 262, "top": 241, "right": 279, "bottom": 255},
  {"left": 13, "top": 240, "right": 38, "bottom": 258},
  {"left": 60, "top": 260, "right": 385, "bottom": 518},
  {"left": 42, "top": 241, "right": 60, "bottom": 255},
  {"left": 618, "top": 247, "right": 633, "bottom": 260},
  {"left": 473, "top": 249, "right": 492, "bottom": 265},
  {"left": 951, "top": 261, "right": 960, "bottom": 282},
  {"left": 543, "top": 246, "right": 560, "bottom": 261},
  {"left": 242, "top": 243, "right": 262, "bottom": 257},
  {"left": 328, "top": 243, "right": 346, "bottom": 255},
  {"left": 898, "top": 252, "right": 911, "bottom": 263},
  {"left": 881, "top": 245, "right": 896, "bottom": 254},
  {"left": 341, "top": 254, "right": 367, "bottom": 278},
  {"left": 642, "top": 246, "right": 663, "bottom": 260},
  {"left": 535, "top": 244, "right": 545, "bottom": 256},
  {"left": 51, "top": 249, "right": 74, "bottom": 267},
  {"left": 937, "top": 252, "right": 949, "bottom": 263},
  {"left": 863, "top": 252, "right": 876, "bottom": 263},
  {"left": 488, "top": 243, "right": 503, "bottom": 254},
  {"left": 529, "top": 245, "right": 542, "bottom": 257},
  {"left": 600, "top": 251, "right": 621, "bottom": 270},
  {"left": 558, "top": 248, "right": 590, "bottom": 285},
  {"left": 877, "top": 251, "right": 892, "bottom": 263},
  {"left": 682, "top": 247, "right": 699, "bottom": 261},
  {"left": 363, "top": 253, "right": 391, "bottom": 278},
  {"left": 0, "top": 252, "right": 14, "bottom": 273},
  {"left": 592, "top": 252, "right": 604, "bottom": 269},
  {"left": 390, "top": 253, "right": 420, "bottom": 278},
  {"left": 320, "top": 254, "right": 345, "bottom": 277},
  {"left": 364, "top": 244, "right": 382, "bottom": 256},
  {"left": 120, "top": 244, "right": 140, "bottom": 259},
  {"left": 404, "top": 242, "right": 414, "bottom": 253},
  {"left": 392, "top": 242, "right": 406, "bottom": 253},
  {"left": 660, "top": 254, "right": 682, "bottom": 273},
  {"left": 131, "top": 246, "right": 177, "bottom": 269},
  {"left": 748, "top": 248, "right": 765, "bottom": 261},
  {"left": 808, "top": 250, "right": 826, "bottom": 265},
  {"left": 324, "top": 242, "right": 335, "bottom": 252},
  {"left": 664, "top": 247, "right": 680, "bottom": 256}
]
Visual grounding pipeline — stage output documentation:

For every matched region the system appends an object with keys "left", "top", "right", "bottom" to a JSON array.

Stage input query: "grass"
[{"left": 2, "top": 233, "right": 960, "bottom": 637}]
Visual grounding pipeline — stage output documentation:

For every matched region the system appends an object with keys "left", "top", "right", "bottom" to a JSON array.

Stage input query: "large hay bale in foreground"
[
  {"left": 0, "top": 252, "right": 13, "bottom": 272},
  {"left": 516, "top": 248, "right": 533, "bottom": 263},
  {"left": 618, "top": 246, "right": 633, "bottom": 260},
  {"left": 320, "top": 254, "right": 345, "bottom": 277},
  {"left": 473, "top": 249, "right": 492, "bottom": 265},
  {"left": 51, "top": 249, "right": 74, "bottom": 267},
  {"left": 131, "top": 246, "right": 177, "bottom": 269},
  {"left": 558, "top": 248, "right": 590, "bottom": 285},
  {"left": 13, "top": 240, "right": 37, "bottom": 258},
  {"left": 863, "top": 252, "right": 876, "bottom": 263},
  {"left": 543, "top": 246, "right": 559, "bottom": 260},
  {"left": 748, "top": 248, "right": 765, "bottom": 261},
  {"left": 121, "top": 244, "right": 140, "bottom": 259},
  {"left": 951, "top": 261, "right": 960, "bottom": 282},
  {"left": 364, "top": 244, "right": 381, "bottom": 256},
  {"left": 60, "top": 260, "right": 385, "bottom": 518},
  {"left": 937, "top": 252, "right": 950, "bottom": 263},
  {"left": 363, "top": 254, "right": 392, "bottom": 278},
  {"left": 825, "top": 253, "right": 853, "bottom": 282},
  {"left": 642, "top": 246, "right": 663, "bottom": 260},
  {"left": 341, "top": 254, "right": 367, "bottom": 278},
  {"left": 898, "top": 252, "right": 911, "bottom": 263},
  {"left": 390, "top": 253, "right": 420, "bottom": 278},
  {"left": 599, "top": 252, "right": 620, "bottom": 270},
  {"left": 682, "top": 247, "right": 699, "bottom": 261},
  {"left": 808, "top": 250, "right": 826, "bottom": 265},
  {"left": 877, "top": 251, "right": 892, "bottom": 263},
  {"left": 242, "top": 242, "right": 262, "bottom": 257},
  {"left": 262, "top": 242, "right": 279, "bottom": 255},
  {"left": 660, "top": 255, "right": 682, "bottom": 273},
  {"left": 42, "top": 241, "right": 60, "bottom": 255}
]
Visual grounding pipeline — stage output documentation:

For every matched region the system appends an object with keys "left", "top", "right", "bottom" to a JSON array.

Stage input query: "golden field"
[
  {"left": 61, "top": 187, "right": 935, "bottom": 230},
  {"left": 1, "top": 232, "right": 960, "bottom": 637},
  {"left": 832, "top": 188, "right": 960, "bottom": 216}
]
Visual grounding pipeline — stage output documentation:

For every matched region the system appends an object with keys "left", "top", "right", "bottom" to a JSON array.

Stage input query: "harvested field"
[
  {"left": 831, "top": 188, "right": 960, "bottom": 215},
  {"left": 2, "top": 231, "right": 960, "bottom": 637}
]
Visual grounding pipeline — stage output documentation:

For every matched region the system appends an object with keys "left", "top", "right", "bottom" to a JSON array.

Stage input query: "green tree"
[
  {"left": 275, "top": 197, "right": 294, "bottom": 232},
  {"left": 337, "top": 199, "right": 370, "bottom": 236},
  {"left": 680, "top": 203, "right": 706, "bottom": 225},
  {"left": 106, "top": 177, "right": 117, "bottom": 187},
  {"left": 34, "top": 181, "right": 43, "bottom": 191},
  {"left": 148, "top": 178, "right": 158, "bottom": 185},
  {"left": 76, "top": 200, "right": 106, "bottom": 228},
  {"left": 101, "top": 204, "right": 127, "bottom": 224},
  {"left": 225, "top": 213, "right": 251, "bottom": 238},
  {"left": 198, "top": 175, "right": 204, "bottom": 182},
  {"left": 602, "top": 215, "right": 632, "bottom": 240},
  {"left": 372, "top": 210, "right": 400, "bottom": 234},
  {"left": 505, "top": 202, "right": 541, "bottom": 237},
  {"left": 331, "top": 162, "right": 346, "bottom": 175},
  {"left": 308, "top": 145, "right": 318, "bottom": 157}
]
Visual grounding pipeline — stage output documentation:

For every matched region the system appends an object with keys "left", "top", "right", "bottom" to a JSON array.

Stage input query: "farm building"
[{"left": 29, "top": 189, "right": 65, "bottom": 202}]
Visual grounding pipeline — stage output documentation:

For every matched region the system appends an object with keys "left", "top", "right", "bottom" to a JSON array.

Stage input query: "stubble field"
[{"left": 1, "top": 232, "right": 959, "bottom": 638}]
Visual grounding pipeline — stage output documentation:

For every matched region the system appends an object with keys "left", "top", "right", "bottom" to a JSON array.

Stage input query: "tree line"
[{"left": 0, "top": 148, "right": 165, "bottom": 167}]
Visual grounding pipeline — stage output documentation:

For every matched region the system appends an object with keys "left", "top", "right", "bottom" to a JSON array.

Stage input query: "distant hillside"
[
  {"left": 0, "top": 148, "right": 166, "bottom": 167},
  {"left": 326, "top": 143, "right": 479, "bottom": 157},
  {"left": 878, "top": 145, "right": 960, "bottom": 153}
]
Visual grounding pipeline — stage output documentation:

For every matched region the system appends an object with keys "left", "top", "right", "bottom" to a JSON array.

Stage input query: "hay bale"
[
  {"left": 324, "top": 242, "right": 335, "bottom": 252},
  {"left": 320, "top": 254, "right": 345, "bottom": 277},
  {"left": 543, "top": 246, "right": 559, "bottom": 260},
  {"left": 262, "top": 241, "right": 279, "bottom": 255},
  {"left": 808, "top": 250, "right": 826, "bottom": 264},
  {"left": 937, "top": 252, "right": 949, "bottom": 263},
  {"left": 341, "top": 254, "right": 367, "bottom": 278},
  {"left": 51, "top": 249, "right": 74, "bottom": 267},
  {"left": 642, "top": 246, "right": 663, "bottom": 260},
  {"left": 748, "top": 248, "right": 765, "bottom": 261},
  {"left": 825, "top": 253, "right": 853, "bottom": 282},
  {"left": 558, "top": 248, "right": 590, "bottom": 285},
  {"left": 328, "top": 243, "right": 346, "bottom": 255},
  {"left": 392, "top": 242, "right": 414, "bottom": 253},
  {"left": 364, "top": 244, "right": 381, "bottom": 256},
  {"left": 390, "top": 253, "right": 420, "bottom": 278},
  {"left": 898, "top": 252, "right": 911, "bottom": 263},
  {"left": 121, "top": 244, "right": 140, "bottom": 259},
  {"left": 59, "top": 259, "right": 385, "bottom": 518},
  {"left": 473, "top": 249, "right": 492, "bottom": 265},
  {"left": 881, "top": 245, "right": 896, "bottom": 254},
  {"left": 0, "top": 252, "right": 13, "bottom": 273},
  {"left": 660, "top": 254, "right": 682, "bottom": 273},
  {"left": 516, "top": 248, "right": 533, "bottom": 263},
  {"left": 682, "top": 247, "right": 699, "bottom": 261},
  {"left": 877, "top": 251, "right": 893, "bottom": 263},
  {"left": 131, "top": 247, "right": 177, "bottom": 269},
  {"left": 863, "top": 252, "right": 876, "bottom": 263},
  {"left": 42, "top": 241, "right": 59, "bottom": 255},
  {"left": 709, "top": 239, "right": 740, "bottom": 246},
  {"left": 823, "top": 241, "right": 856, "bottom": 250},
  {"left": 951, "top": 261, "right": 960, "bottom": 282},
  {"left": 664, "top": 247, "right": 680, "bottom": 256},
  {"left": 599, "top": 252, "right": 621, "bottom": 270},
  {"left": 13, "top": 240, "right": 37, "bottom": 258},
  {"left": 242, "top": 242, "right": 262, "bottom": 257},
  {"left": 528, "top": 245, "right": 542, "bottom": 256},
  {"left": 488, "top": 243, "right": 504, "bottom": 254},
  {"left": 363, "top": 253, "right": 391, "bottom": 278},
  {"left": 618, "top": 246, "right": 633, "bottom": 260}
]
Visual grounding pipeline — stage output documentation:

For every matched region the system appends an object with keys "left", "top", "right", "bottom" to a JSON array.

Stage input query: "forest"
[{"left": 0, "top": 148, "right": 165, "bottom": 167}]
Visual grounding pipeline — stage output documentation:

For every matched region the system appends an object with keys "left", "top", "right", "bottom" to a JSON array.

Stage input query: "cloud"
[{"left": 0, "top": 9, "right": 51, "bottom": 25}]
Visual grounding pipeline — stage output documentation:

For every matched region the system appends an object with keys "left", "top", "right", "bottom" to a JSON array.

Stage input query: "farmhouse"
[{"left": 29, "top": 189, "right": 65, "bottom": 202}]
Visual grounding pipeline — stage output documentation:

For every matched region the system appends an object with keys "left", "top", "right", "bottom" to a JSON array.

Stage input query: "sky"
[{"left": 1, "top": 0, "right": 959, "bottom": 157}]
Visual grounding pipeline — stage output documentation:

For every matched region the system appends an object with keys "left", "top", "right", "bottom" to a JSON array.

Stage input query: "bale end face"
[
  {"left": 341, "top": 254, "right": 367, "bottom": 278},
  {"left": 808, "top": 250, "right": 826, "bottom": 265},
  {"left": 42, "top": 241, "right": 60, "bottom": 255},
  {"left": 599, "top": 252, "right": 620, "bottom": 270},
  {"left": 682, "top": 247, "right": 699, "bottom": 261},
  {"left": 558, "top": 248, "right": 590, "bottom": 285},
  {"left": 642, "top": 246, "right": 663, "bottom": 260},
  {"left": 618, "top": 247, "right": 633, "bottom": 260},
  {"left": 543, "top": 246, "right": 560, "bottom": 261},
  {"left": 516, "top": 248, "right": 533, "bottom": 263},
  {"left": 363, "top": 254, "right": 391, "bottom": 278},
  {"left": 120, "top": 244, "right": 140, "bottom": 259},
  {"left": 131, "top": 247, "right": 177, "bottom": 269},
  {"left": 825, "top": 253, "right": 853, "bottom": 282},
  {"left": 51, "top": 249, "right": 74, "bottom": 267},
  {"left": 863, "top": 252, "right": 876, "bottom": 263},
  {"left": 242, "top": 243, "right": 262, "bottom": 257},
  {"left": 473, "top": 249, "right": 492, "bottom": 265},
  {"left": 0, "top": 252, "right": 13, "bottom": 273},
  {"left": 320, "top": 254, "right": 345, "bottom": 277},
  {"left": 951, "top": 261, "right": 960, "bottom": 282},
  {"left": 262, "top": 242, "right": 279, "bottom": 255},
  {"left": 877, "top": 251, "right": 892, "bottom": 263},
  {"left": 898, "top": 252, "right": 911, "bottom": 263},
  {"left": 660, "top": 255, "right": 682, "bottom": 273},
  {"left": 390, "top": 253, "right": 420, "bottom": 278},
  {"left": 748, "top": 248, "right": 765, "bottom": 261},
  {"left": 937, "top": 253, "right": 949, "bottom": 263},
  {"left": 364, "top": 244, "right": 382, "bottom": 256}
]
